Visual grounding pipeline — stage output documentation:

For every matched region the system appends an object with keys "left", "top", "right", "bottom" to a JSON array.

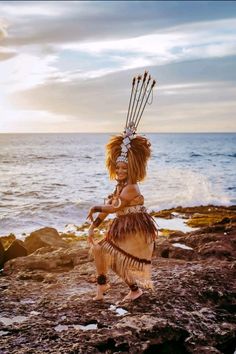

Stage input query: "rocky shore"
[{"left": 0, "top": 205, "right": 235, "bottom": 354}]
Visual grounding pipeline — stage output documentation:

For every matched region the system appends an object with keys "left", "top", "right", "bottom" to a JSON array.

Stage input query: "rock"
[
  {"left": 152, "top": 209, "right": 174, "bottom": 219},
  {"left": 4, "top": 239, "right": 28, "bottom": 263},
  {"left": 3, "top": 242, "right": 90, "bottom": 274},
  {"left": 190, "top": 346, "right": 222, "bottom": 354},
  {"left": 0, "top": 239, "right": 5, "bottom": 267},
  {"left": 186, "top": 209, "right": 236, "bottom": 228},
  {"left": 168, "top": 231, "right": 186, "bottom": 238},
  {"left": 169, "top": 244, "right": 195, "bottom": 261},
  {"left": 154, "top": 240, "right": 171, "bottom": 258},
  {"left": 155, "top": 240, "right": 196, "bottom": 260},
  {"left": 1, "top": 249, "right": 236, "bottom": 353},
  {"left": 198, "top": 241, "right": 234, "bottom": 260},
  {"left": 184, "top": 229, "right": 236, "bottom": 261},
  {"left": 0, "top": 234, "right": 16, "bottom": 249},
  {"left": 24, "top": 227, "right": 68, "bottom": 254},
  {"left": 1, "top": 205, "right": 236, "bottom": 353}
]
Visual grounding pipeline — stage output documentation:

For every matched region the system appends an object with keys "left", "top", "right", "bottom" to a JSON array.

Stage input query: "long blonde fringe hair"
[{"left": 106, "top": 134, "right": 151, "bottom": 184}]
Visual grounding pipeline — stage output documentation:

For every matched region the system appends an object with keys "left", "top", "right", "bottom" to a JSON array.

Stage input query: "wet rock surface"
[{"left": 0, "top": 205, "right": 235, "bottom": 353}]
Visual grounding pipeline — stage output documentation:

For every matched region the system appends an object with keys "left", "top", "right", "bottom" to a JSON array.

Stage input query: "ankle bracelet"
[
  {"left": 129, "top": 283, "right": 139, "bottom": 292},
  {"left": 97, "top": 274, "right": 107, "bottom": 285}
]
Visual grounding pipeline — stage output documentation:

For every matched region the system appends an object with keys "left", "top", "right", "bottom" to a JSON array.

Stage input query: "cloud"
[
  {"left": 7, "top": 56, "right": 236, "bottom": 132},
  {"left": 1, "top": 1, "right": 236, "bottom": 132},
  {"left": 0, "top": 19, "right": 8, "bottom": 40},
  {"left": 57, "top": 18, "right": 236, "bottom": 78},
  {"left": 0, "top": 50, "right": 17, "bottom": 61},
  {"left": 0, "top": 108, "right": 76, "bottom": 133},
  {"left": 0, "top": 53, "right": 58, "bottom": 92},
  {"left": 149, "top": 100, "right": 236, "bottom": 132},
  {"left": 1, "top": 1, "right": 236, "bottom": 47},
  {"left": 0, "top": 19, "right": 18, "bottom": 61},
  {"left": 0, "top": 2, "right": 66, "bottom": 17}
]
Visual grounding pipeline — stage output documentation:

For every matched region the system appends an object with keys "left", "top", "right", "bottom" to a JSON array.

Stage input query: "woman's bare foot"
[
  {"left": 93, "top": 284, "right": 111, "bottom": 301},
  {"left": 121, "top": 288, "right": 143, "bottom": 303}
]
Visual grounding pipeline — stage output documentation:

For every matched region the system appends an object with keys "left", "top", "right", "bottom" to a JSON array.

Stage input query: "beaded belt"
[{"left": 116, "top": 205, "right": 147, "bottom": 216}]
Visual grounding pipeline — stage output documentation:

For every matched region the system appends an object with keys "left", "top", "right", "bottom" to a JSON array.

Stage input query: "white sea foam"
[
  {"left": 154, "top": 217, "right": 194, "bottom": 233},
  {"left": 172, "top": 243, "right": 193, "bottom": 250}
]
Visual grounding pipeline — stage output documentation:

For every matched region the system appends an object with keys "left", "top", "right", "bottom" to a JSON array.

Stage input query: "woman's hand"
[
  {"left": 86, "top": 207, "right": 94, "bottom": 223},
  {"left": 87, "top": 227, "right": 95, "bottom": 245}
]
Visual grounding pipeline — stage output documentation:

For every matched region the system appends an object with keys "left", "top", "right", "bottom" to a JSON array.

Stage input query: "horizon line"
[{"left": 0, "top": 131, "right": 235, "bottom": 134}]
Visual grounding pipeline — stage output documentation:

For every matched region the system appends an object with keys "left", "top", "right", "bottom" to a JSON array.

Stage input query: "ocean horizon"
[{"left": 0, "top": 132, "right": 235, "bottom": 237}]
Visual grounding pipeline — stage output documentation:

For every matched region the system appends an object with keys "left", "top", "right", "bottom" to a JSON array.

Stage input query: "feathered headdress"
[
  {"left": 106, "top": 70, "right": 157, "bottom": 183},
  {"left": 116, "top": 71, "right": 156, "bottom": 163}
]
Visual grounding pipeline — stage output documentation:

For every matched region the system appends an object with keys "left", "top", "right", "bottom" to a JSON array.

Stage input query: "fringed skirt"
[{"left": 94, "top": 208, "right": 158, "bottom": 289}]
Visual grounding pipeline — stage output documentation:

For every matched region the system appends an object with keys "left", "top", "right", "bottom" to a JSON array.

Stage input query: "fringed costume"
[{"left": 98, "top": 193, "right": 158, "bottom": 289}]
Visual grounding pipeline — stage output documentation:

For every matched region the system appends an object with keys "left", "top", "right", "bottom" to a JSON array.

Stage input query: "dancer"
[{"left": 87, "top": 71, "right": 158, "bottom": 301}]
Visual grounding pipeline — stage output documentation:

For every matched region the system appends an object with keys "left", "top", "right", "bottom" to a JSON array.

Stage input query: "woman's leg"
[
  {"left": 92, "top": 244, "right": 110, "bottom": 300},
  {"left": 121, "top": 279, "right": 143, "bottom": 302},
  {"left": 111, "top": 261, "right": 143, "bottom": 302}
]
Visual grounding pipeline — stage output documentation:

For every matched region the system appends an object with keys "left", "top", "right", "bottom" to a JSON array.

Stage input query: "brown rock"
[
  {"left": 1, "top": 205, "right": 236, "bottom": 353},
  {"left": 0, "top": 234, "right": 16, "bottom": 249},
  {"left": 0, "top": 239, "right": 5, "bottom": 267},
  {"left": 152, "top": 209, "right": 174, "bottom": 219},
  {"left": 168, "top": 230, "right": 186, "bottom": 238},
  {"left": 154, "top": 240, "right": 171, "bottom": 258},
  {"left": 183, "top": 228, "right": 236, "bottom": 261},
  {"left": 155, "top": 240, "right": 196, "bottom": 261},
  {"left": 191, "top": 346, "right": 222, "bottom": 354},
  {"left": 4, "top": 239, "right": 28, "bottom": 263},
  {"left": 169, "top": 244, "right": 195, "bottom": 261},
  {"left": 198, "top": 241, "right": 234, "bottom": 260},
  {"left": 3, "top": 242, "right": 90, "bottom": 274},
  {"left": 0, "top": 244, "right": 235, "bottom": 353},
  {"left": 24, "top": 227, "right": 68, "bottom": 254}
]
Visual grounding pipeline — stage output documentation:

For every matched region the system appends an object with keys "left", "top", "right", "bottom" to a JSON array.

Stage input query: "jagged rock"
[
  {"left": 186, "top": 208, "right": 236, "bottom": 228},
  {"left": 168, "top": 231, "right": 186, "bottom": 238},
  {"left": 169, "top": 245, "right": 195, "bottom": 261},
  {"left": 155, "top": 240, "right": 196, "bottom": 260},
  {"left": 191, "top": 346, "right": 222, "bottom": 354},
  {"left": 4, "top": 239, "right": 28, "bottom": 263},
  {"left": 1, "top": 205, "right": 236, "bottom": 353},
  {"left": 184, "top": 229, "right": 236, "bottom": 261},
  {"left": 198, "top": 241, "right": 234, "bottom": 260},
  {"left": 154, "top": 240, "right": 171, "bottom": 258},
  {"left": 0, "top": 234, "right": 16, "bottom": 249},
  {"left": 24, "top": 227, "right": 68, "bottom": 254},
  {"left": 0, "top": 239, "right": 5, "bottom": 267},
  {"left": 3, "top": 242, "right": 90, "bottom": 274}
]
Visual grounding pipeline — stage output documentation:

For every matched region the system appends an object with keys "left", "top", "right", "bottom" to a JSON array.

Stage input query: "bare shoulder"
[{"left": 120, "top": 184, "right": 140, "bottom": 201}]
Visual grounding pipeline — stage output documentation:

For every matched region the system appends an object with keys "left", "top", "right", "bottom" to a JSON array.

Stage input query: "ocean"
[{"left": 0, "top": 133, "right": 235, "bottom": 236}]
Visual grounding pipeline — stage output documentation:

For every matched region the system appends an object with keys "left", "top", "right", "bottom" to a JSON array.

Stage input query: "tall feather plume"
[{"left": 125, "top": 70, "right": 157, "bottom": 132}]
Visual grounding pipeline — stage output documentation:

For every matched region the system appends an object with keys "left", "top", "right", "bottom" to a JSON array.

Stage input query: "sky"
[{"left": 0, "top": 1, "right": 236, "bottom": 133}]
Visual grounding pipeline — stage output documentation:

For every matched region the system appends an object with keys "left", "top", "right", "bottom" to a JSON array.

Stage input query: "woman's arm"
[
  {"left": 87, "top": 212, "right": 107, "bottom": 244},
  {"left": 90, "top": 212, "right": 108, "bottom": 229},
  {"left": 87, "top": 185, "right": 138, "bottom": 222}
]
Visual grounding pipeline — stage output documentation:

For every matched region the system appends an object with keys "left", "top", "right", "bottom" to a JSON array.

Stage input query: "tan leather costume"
[{"left": 95, "top": 186, "right": 158, "bottom": 289}]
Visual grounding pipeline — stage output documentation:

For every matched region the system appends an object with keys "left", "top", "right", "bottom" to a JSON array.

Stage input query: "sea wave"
[{"left": 0, "top": 132, "right": 235, "bottom": 236}]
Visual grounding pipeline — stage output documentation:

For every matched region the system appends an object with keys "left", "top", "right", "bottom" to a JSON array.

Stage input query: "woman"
[{"left": 87, "top": 131, "right": 158, "bottom": 302}]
